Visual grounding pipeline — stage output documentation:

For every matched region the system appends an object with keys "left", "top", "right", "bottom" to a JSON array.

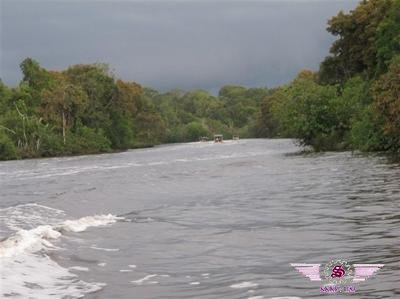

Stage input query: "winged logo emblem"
[
  {"left": 352, "top": 264, "right": 385, "bottom": 282},
  {"left": 291, "top": 264, "right": 322, "bottom": 281},
  {"left": 291, "top": 261, "right": 384, "bottom": 283}
]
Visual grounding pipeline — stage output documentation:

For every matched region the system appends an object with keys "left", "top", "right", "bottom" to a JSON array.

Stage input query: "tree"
[
  {"left": 184, "top": 121, "right": 208, "bottom": 142},
  {"left": 114, "top": 80, "right": 141, "bottom": 117},
  {"left": 271, "top": 70, "right": 342, "bottom": 150},
  {"left": 40, "top": 73, "right": 88, "bottom": 144},
  {"left": 255, "top": 92, "right": 279, "bottom": 138},
  {"left": 0, "top": 130, "right": 18, "bottom": 160},
  {"left": 104, "top": 80, "right": 144, "bottom": 148},
  {"left": 319, "top": 0, "right": 393, "bottom": 84},
  {"left": 372, "top": 55, "right": 400, "bottom": 153},
  {"left": 218, "top": 85, "right": 267, "bottom": 128},
  {"left": 64, "top": 64, "right": 115, "bottom": 131},
  {"left": 20, "top": 58, "right": 52, "bottom": 91},
  {"left": 0, "top": 80, "right": 11, "bottom": 115},
  {"left": 376, "top": 0, "right": 400, "bottom": 74}
]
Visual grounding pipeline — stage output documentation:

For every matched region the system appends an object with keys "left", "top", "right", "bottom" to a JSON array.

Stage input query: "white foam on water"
[
  {"left": 175, "top": 158, "right": 189, "bottom": 162},
  {"left": 148, "top": 161, "right": 166, "bottom": 166},
  {"left": 97, "top": 262, "right": 107, "bottom": 267},
  {"left": 269, "top": 297, "right": 302, "bottom": 299},
  {"left": 69, "top": 266, "right": 90, "bottom": 272},
  {"left": 230, "top": 281, "right": 259, "bottom": 289},
  {"left": 0, "top": 225, "right": 61, "bottom": 258},
  {"left": 0, "top": 203, "right": 66, "bottom": 236},
  {"left": 130, "top": 274, "right": 169, "bottom": 285},
  {"left": 0, "top": 205, "right": 123, "bottom": 299},
  {"left": 190, "top": 281, "right": 200, "bottom": 285},
  {"left": 1, "top": 251, "right": 105, "bottom": 299},
  {"left": 3, "top": 163, "right": 139, "bottom": 182},
  {"left": 59, "top": 214, "right": 122, "bottom": 232},
  {"left": 131, "top": 274, "right": 158, "bottom": 285},
  {"left": 0, "top": 214, "right": 121, "bottom": 259},
  {"left": 128, "top": 264, "right": 137, "bottom": 268},
  {"left": 248, "top": 296, "right": 264, "bottom": 299},
  {"left": 120, "top": 269, "right": 133, "bottom": 272},
  {"left": 90, "top": 245, "right": 120, "bottom": 252}
]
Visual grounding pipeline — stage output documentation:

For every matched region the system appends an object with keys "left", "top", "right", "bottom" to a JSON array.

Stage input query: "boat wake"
[{"left": 0, "top": 204, "right": 122, "bottom": 298}]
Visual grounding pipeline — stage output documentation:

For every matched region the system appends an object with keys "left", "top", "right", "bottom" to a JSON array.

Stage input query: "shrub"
[
  {"left": 184, "top": 121, "right": 209, "bottom": 142},
  {"left": 346, "top": 106, "right": 385, "bottom": 152},
  {"left": 0, "top": 131, "right": 18, "bottom": 160},
  {"left": 65, "top": 126, "right": 112, "bottom": 155}
]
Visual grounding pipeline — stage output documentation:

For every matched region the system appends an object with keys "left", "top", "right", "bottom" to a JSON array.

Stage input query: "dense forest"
[
  {"left": 0, "top": 59, "right": 269, "bottom": 160},
  {"left": 1, "top": 0, "right": 399, "bottom": 160},
  {"left": 257, "top": 0, "right": 400, "bottom": 155}
]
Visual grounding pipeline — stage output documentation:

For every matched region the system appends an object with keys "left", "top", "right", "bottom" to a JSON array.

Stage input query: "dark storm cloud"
[{"left": 1, "top": 0, "right": 358, "bottom": 92}]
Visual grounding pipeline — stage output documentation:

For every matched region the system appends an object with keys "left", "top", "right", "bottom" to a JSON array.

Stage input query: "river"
[{"left": 0, "top": 139, "right": 399, "bottom": 299}]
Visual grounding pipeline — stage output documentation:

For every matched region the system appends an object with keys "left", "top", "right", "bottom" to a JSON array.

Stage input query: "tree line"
[
  {"left": 0, "top": 60, "right": 269, "bottom": 160},
  {"left": 1, "top": 0, "right": 399, "bottom": 160},
  {"left": 257, "top": 0, "right": 400, "bottom": 156}
]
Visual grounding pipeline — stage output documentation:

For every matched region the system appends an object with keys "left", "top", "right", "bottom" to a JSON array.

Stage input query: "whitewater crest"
[
  {"left": 0, "top": 203, "right": 66, "bottom": 237},
  {"left": 0, "top": 213, "right": 122, "bottom": 258},
  {"left": 0, "top": 205, "right": 123, "bottom": 299}
]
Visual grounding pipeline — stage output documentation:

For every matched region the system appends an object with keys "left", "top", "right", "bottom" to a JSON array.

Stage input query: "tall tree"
[
  {"left": 373, "top": 55, "right": 400, "bottom": 153},
  {"left": 376, "top": 0, "right": 400, "bottom": 73},
  {"left": 319, "top": 0, "right": 393, "bottom": 84},
  {"left": 40, "top": 73, "right": 88, "bottom": 144}
]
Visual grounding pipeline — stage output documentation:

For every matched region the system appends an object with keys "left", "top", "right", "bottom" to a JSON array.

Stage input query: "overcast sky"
[{"left": 1, "top": 0, "right": 358, "bottom": 92}]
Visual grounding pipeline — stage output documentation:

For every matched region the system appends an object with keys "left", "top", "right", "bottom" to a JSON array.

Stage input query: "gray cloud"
[{"left": 1, "top": 0, "right": 358, "bottom": 92}]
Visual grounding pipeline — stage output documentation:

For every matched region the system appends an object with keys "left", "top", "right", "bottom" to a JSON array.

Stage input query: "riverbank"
[
  {"left": 0, "top": 142, "right": 156, "bottom": 162},
  {"left": 2, "top": 138, "right": 399, "bottom": 163}
]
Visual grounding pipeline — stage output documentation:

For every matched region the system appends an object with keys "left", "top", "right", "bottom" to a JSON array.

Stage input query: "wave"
[
  {"left": 0, "top": 207, "right": 122, "bottom": 298},
  {"left": 230, "top": 281, "right": 258, "bottom": 289},
  {"left": 0, "top": 203, "right": 66, "bottom": 237},
  {"left": 130, "top": 274, "right": 170, "bottom": 285},
  {"left": 90, "top": 245, "right": 120, "bottom": 252},
  {"left": 0, "top": 214, "right": 121, "bottom": 258},
  {"left": 59, "top": 214, "right": 121, "bottom": 233}
]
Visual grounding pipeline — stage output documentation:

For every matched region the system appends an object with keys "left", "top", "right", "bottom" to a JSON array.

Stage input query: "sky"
[{"left": 1, "top": 0, "right": 358, "bottom": 92}]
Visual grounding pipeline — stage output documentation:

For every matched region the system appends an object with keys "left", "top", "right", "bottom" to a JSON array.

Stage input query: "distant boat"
[
  {"left": 199, "top": 136, "right": 209, "bottom": 142},
  {"left": 214, "top": 134, "right": 223, "bottom": 143}
]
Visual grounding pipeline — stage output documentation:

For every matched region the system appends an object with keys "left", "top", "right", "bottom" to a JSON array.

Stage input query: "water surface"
[{"left": 0, "top": 139, "right": 399, "bottom": 298}]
